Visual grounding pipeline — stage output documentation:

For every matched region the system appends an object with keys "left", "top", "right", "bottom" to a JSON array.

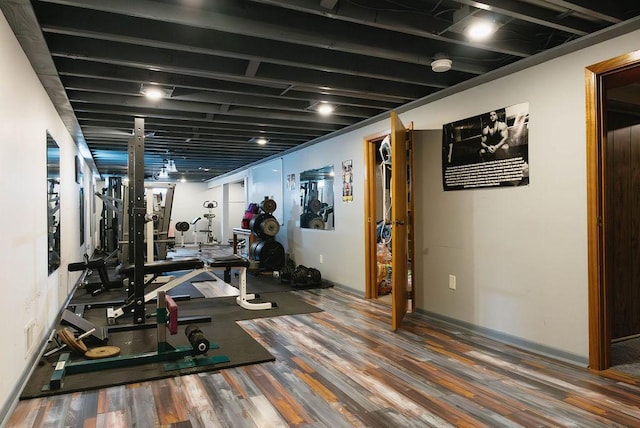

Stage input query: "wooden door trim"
[
  {"left": 586, "top": 49, "right": 640, "bottom": 370},
  {"left": 407, "top": 124, "right": 416, "bottom": 313},
  {"left": 364, "top": 129, "right": 390, "bottom": 299}
]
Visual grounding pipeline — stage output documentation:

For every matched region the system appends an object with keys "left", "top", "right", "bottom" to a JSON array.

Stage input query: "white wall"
[
  {"left": 0, "top": 12, "right": 90, "bottom": 419},
  {"left": 227, "top": 181, "right": 246, "bottom": 241},
  {"left": 280, "top": 130, "right": 379, "bottom": 290},
  {"left": 209, "top": 28, "right": 640, "bottom": 364},
  {"left": 208, "top": 171, "right": 247, "bottom": 244},
  {"left": 167, "top": 182, "right": 217, "bottom": 245},
  {"left": 248, "top": 158, "right": 284, "bottom": 225},
  {"left": 404, "top": 30, "right": 640, "bottom": 362}
]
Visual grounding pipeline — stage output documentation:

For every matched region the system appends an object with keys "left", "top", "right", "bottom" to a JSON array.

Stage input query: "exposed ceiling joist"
[{"left": 1, "top": 0, "right": 637, "bottom": 181}]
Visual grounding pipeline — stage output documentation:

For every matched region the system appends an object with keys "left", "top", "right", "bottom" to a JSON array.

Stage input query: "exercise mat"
[{"left": 21, "top": 292, "right": 321, "bottom": 399}]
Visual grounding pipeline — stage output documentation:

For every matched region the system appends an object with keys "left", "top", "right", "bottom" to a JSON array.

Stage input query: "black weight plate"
[{"left": 308, "top": 199, "right": 322, "bottom": 213}]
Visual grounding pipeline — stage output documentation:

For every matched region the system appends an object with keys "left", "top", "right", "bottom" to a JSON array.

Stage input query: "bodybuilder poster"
[{"left": 442, "top": 102, "right": 529, "bottom": 191}]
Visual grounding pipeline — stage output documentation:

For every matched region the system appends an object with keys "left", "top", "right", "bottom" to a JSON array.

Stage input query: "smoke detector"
[{"left": 431, "top": 58, "right": 452, "bottom": 73}]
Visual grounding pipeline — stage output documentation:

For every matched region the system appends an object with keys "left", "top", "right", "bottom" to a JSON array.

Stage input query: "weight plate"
[
  {"left": 308, "top": 217, "right": 325, "bottom": 229},
  {"left": 175, "top": 221, "right": 190, "bottom": 232},
  {"left": 308, "top": 199, "right": 322, "bottom": 213},
  {"left": 85, "top": 346, "right": 121, "bottom": 359},
  {"left": 251, "top": 240, "right": 285, "bottom": 270},
  {"left": 249, "top": 241, "right": 261, "bottom": 259},
  {"left": 58, "top": 327, "right": 88, "bottom": 354},
  {"left": 261, "top": 217, "right": 280, "bottom": 236},
  {"left": 250, "top": 214, "right": 267, "bottom": 239},
  {"left": 261, "top": 198, "right": 277, "bottom": 214}
]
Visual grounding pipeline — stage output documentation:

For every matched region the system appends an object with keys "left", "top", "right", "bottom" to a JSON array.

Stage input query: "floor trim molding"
[{"left": 413, "top": 308, "right": 589, "bottom": 368}]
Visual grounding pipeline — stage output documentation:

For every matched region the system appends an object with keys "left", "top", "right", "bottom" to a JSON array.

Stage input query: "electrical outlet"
[
  {"left": 319, "top": 254, "right": 324, "bottom": 264},
  {"left": 449, "top": 274, "right": 456, "bottom": 290},
  {"left": 24, "top": 322, "right": 35, "bottom": 355}
]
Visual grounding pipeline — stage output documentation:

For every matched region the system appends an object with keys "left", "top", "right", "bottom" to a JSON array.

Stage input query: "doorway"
[
  {"left": 587, "top": 50, "right": 640, "bottom": 372},
  {"left": 363, "top": 112, "right": 415, "bottom": 330}
]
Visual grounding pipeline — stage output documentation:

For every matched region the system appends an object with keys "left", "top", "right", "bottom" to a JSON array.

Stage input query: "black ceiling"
[{"left": 3, "top": 0, "right": 639, "bottom": 181}]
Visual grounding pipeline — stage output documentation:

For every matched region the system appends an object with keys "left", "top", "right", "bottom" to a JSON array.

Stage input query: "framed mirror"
[
  {"left": 299, "top": 165, "right": 335, "bottom": 230},
  {"left": 47, "top": 132, "right": 61, "bottom": 274},
  {"left": 77, "top": 156, "right": 85, "bottom": 246}
]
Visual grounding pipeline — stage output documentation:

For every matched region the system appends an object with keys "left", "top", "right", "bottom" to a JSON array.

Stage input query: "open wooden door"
[
  {"left": 391, "top": 112, "right": 409, "bottom": 330},
  {"left": 363, "top": 112, "right": 413, "bottom": 330}
]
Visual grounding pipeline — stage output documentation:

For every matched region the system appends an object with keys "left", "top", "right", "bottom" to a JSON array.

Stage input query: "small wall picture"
[
  {"left": 287, "top": 173, "right": 296, "bottom": 191},
  {"left": 342, "top": 159, "right": 353, "bottom": 202}
]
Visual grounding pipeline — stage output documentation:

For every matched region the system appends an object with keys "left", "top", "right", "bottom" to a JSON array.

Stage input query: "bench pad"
[
  {"left": 117, "top": 258, "right": 205, "bottom": 276},
  {"left": 207, "top": 254, "right": 250, "bottom": 268}
]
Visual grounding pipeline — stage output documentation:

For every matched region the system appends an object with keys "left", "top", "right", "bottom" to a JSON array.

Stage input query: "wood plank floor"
[{"left": 6, "top": 287, "right": 640, "bottom": 427}]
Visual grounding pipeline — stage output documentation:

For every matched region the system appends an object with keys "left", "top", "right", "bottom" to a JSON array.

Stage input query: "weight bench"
[
  {"left": 68, "top": 255, "right": 124, "bottom": 294},
  {"left": 117, "top": 257, "right": 206, "bottom": 284},
  {"left": 207, "top": 254, "right": 277, "bottom": 311},
  {"left": 107, "top": 255, "right": 275, "bottom": 324},
  {"left": 107, "top": 257, "right": 215, "bottom": 324}
]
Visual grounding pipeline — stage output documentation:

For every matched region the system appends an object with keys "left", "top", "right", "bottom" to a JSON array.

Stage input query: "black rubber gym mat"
[{"left": 21, "top": 292, "right": 321, "bottom": 399}]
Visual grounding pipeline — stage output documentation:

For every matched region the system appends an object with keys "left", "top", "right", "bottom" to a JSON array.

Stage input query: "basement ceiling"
[{"left": 3, "top": 0, "right": 640, "bottom": 181}]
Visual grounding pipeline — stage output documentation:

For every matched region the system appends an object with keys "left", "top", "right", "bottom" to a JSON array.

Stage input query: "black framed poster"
[{"left": 442, "top": 102, "right": 529, "bottom": 191}]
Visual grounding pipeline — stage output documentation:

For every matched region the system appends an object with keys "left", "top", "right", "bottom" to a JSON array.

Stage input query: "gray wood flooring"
[{"left": 6, "top": 286, "right": 640, "bottom": 427}]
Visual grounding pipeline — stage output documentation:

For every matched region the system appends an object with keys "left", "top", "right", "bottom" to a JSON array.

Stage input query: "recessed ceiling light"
[
  {"left": 143, "top": 87, "right": 163, "bottom": 100},
  {"left": 466, "top": 19, "right": 497, "bottom": 41},
  {"left": 249, "top": 136, "right": 269, "bottom": 145},
  {"left": 140, "top": 84, "right": 174, "bottom": 100},
  {"left": 449, "top": 7, "right": 499, "bottom": 41},
  {"left": 317, "top": 103, "right": 334, "bottom": 116},
  {"left": 249, "top": 137, "right": 269, "bottom": 146}
]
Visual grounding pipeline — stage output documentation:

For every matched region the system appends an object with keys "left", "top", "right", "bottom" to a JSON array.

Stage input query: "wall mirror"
[
  {"left": 299, "top": 165, "right": 335, "bottom": 230},
  {"left": 47, "top": 132, "right": 61, "bottom": 274},
  {"left": 77, "top": 156, "right": 85, "bottom": 246}
]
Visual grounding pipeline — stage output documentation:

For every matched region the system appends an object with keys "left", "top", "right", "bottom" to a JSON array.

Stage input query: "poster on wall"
[
  {"left": 342, "top": 159, "right": 353, "bottom": 202},
  {"left": 287, "top": 173, "right": 296, "bottom": 191},
  {"left": 442, "top": 102, "right": 530, "bottom": 191}
]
